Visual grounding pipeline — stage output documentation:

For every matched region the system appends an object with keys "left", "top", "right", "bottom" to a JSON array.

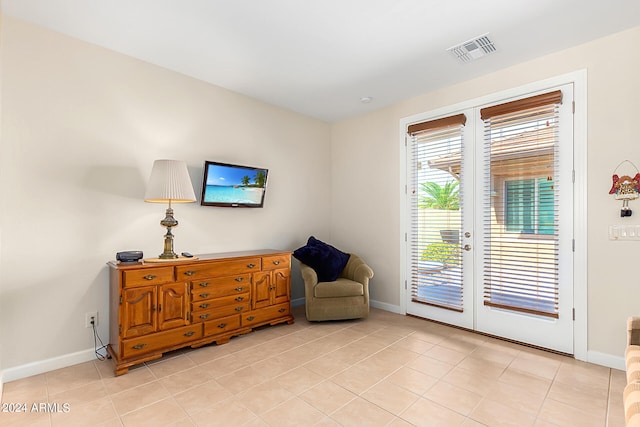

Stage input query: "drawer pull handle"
[
  {"left": 184, "top": 331, "right": 196, "bottom": 337},
  {"left": 199, "top": 282, "right": 209, "bottom": 287},
  {"left": 247, "top": 316, "right": 255, "bottom": 321},
  {"left": 273, "top": 260, "right": 280, "bottom": 265},
  {"left": 235, "top": 287, "right": 244, "bottom": 292},
  {"left": 218, "top": 323, "right": 227, "bottom": 329},
  {"left": 278, "top": 308, "right": 286, "bottom": 313},
  {"left": 235, "top": 306, "right": 244, "bottom": 312},
  {"left": 200, "top": 314, "right": 210, "bottom": 319},
  {"left": 132, "top": 343, "right": 146, "bottom": 350},
  {"left": 235, "top": 296, "right": 244, "bottom": 302},
  {"left": 247, "top": 263, "right": 256, "bottom": 268},
  {"left": 199, "top": 303, "right": 210, "bottom": 309},
  {"left": 199, "top": 293, "right": 210, "bottom": 298},
  {"left": 184, "top": 271, "right": 196, "bottom": 276},
  {"left": 143, "top": 275, "right": 156, "bottom": 280},
  {"left": 235, "top": 277, "right": 244, "bottom": 282}
]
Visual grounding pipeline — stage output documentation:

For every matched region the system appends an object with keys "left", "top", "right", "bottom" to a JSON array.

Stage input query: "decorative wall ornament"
[{"left": 609, "top": 160, "right": 640, "bottom": 217}]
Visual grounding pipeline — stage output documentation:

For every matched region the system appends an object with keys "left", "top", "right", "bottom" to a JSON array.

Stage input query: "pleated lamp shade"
[{"left": 144, "top": 159, "right": 196, "bottom": 203}]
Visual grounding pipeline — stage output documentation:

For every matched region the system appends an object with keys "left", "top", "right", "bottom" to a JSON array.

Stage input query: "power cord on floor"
[{"left": 91, "top": 318, "right": 110, "bottom": 361}]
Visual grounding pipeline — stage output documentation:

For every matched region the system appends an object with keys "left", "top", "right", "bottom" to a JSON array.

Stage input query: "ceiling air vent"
[{"left": 447, "top": 33, "right": 496, "bottom": 63}]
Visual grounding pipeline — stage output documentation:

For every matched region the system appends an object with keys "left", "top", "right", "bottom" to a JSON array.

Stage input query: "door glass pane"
[
  {"left": 410, "top": 126, "right": 464, "bottom": 311},
  {"left": 482, "top": 102, "right": 560, "bottom": 317}
]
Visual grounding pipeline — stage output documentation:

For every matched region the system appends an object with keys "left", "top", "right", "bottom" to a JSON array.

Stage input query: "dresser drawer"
[
  {"left": 192, "top": 298, "right": 250, "bottom": 322},
  {"left": 122, "top": 266, "right": 174, "bottom": 288},
  {"left": 262, "top": 255, "right": 291, "bottom": 271},
  {"left": 176, "top": 258, "right": 261, "bottom": 280},
  {"left": 122, "top": 324, "right": 202, "bottom": 358},
  {"left": 192, "top": 292, "right": 249, "bottom": 311},
  {"left": 203, "top": 314, "right": 241, "bottom": 337},
  {"left": 190, "top": 275, "right": 251, "bottom": 300},
  {"left": 242, "top": 303, "right": 290, "bottom": 328}
]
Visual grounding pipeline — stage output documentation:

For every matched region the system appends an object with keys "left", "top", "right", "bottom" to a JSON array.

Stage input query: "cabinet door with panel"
[
  {"left": 272, "top": 268, "right": 290, "bottom": 305},
  {"left": 251, "top": 268, "right": 290, "bottom": 309},
  {"left": 157, "top": 282, "right": 189, "bottom": 330},
  {"left": 252, "top": 271, "right": 273, "bottom": 309},
  {"left": 122, "top": 286, "right": 157, "bottom": 338},
  {"left": 122, "top": 282, "right": 189, "bottom": 337}
]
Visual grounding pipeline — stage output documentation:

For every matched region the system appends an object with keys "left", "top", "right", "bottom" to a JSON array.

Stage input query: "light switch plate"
[{"left": 609, "top": 225, "right": 640, "bottom": 240}]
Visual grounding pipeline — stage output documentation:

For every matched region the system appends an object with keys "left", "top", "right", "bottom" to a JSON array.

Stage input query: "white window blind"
[
  {"left": 408, "top": 114, "right": 466, "bottom": 312},
  {"left": 480, "top": 90, "right": 562, "bottom": 318}
]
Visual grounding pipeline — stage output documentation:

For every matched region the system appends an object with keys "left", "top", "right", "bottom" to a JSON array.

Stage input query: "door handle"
[{"left": 463, "top": 244, "right": 471, "bottom": 251}]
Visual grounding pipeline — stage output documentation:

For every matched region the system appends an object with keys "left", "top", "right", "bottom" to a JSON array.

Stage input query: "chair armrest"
[
  {"left": 300, "top": 263, "right": 319, "bottom": 301},
  {"left": 352, "top": 263, "right": 374, "bottom": 285},
  {"left": 342, "top": 254, "right": 374, "bottom": 285},
  {"left": 300, "top": 263, "right": 318, "bottom": 287},
  {"left": 629, "top": 317, "right": 640, "bottom": 346}
]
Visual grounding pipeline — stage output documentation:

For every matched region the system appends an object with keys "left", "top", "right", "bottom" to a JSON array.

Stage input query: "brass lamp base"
[{"left": 159, "top": 207, "right": 179, "bottom": 259}]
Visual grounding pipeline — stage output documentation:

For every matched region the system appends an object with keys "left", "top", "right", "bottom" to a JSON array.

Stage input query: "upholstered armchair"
[{"left": 301, "top": 254, "right": 374, "bottom": 321}]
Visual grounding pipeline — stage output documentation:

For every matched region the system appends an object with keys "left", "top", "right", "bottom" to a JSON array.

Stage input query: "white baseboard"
[
  {"left": 2, "top": 348, "right": 96, "bottom": 384},
  {"left": 292, "top": 297, "right": 401, "bottom": 314},
  {"left": 370, "top": 299, "right": 402, "bottom": 314},
  {"left": 588, "top": 350, "right": 625, "bottom": 371}
]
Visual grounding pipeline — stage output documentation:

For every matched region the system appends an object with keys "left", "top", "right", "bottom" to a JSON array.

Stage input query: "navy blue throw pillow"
[{"left": 293, "top": 236, "right": 351, "bottom": 282}]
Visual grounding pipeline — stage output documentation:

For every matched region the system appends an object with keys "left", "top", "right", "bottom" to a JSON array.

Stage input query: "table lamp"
[{"left": 144, "top": 159, "right": 196, "bottom": 259}]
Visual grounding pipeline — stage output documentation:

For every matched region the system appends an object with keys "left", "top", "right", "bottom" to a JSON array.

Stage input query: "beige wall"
[
  {"left": 0, "top": 17, "right": 332, "bottom": 371},
  {"left": 331, "top": 26, "right": 640, "bottom": 362}
]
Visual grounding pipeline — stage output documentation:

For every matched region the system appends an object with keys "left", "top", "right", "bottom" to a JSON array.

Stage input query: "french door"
[{"left": 405, "top": 84, "right": 574, "bottom": 354}]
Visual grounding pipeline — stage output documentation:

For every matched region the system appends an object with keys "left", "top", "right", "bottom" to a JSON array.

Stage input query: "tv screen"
[{"left": 200, "top": 161, "right": 268, "bottom": 208}]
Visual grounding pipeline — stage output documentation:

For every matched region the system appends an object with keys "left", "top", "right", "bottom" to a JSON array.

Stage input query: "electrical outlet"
[{"left": 85, "top": 311, "right": 98, "bottom": 328}]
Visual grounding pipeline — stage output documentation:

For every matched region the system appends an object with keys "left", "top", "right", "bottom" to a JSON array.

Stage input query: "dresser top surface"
[{"left": 108, "top": 249, "right": 291, "bottom": 270}]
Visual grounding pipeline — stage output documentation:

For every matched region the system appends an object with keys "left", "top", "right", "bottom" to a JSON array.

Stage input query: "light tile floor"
[{"left": 0, "top": 305, "right": 626, "bottom": 426}]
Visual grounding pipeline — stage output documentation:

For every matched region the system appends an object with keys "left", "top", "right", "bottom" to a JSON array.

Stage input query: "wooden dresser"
[{"left": 107, "top": 249, "right": 293, "bottom": 375}]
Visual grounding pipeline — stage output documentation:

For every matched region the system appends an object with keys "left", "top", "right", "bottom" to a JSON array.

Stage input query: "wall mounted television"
[{"left": 200, "top": 161, "right": 269, "bottom": 208}]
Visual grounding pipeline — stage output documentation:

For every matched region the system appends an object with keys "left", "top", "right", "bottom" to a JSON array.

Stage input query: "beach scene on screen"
[{"left": 203, "top": 164, "right": 267, "bottom": 204}]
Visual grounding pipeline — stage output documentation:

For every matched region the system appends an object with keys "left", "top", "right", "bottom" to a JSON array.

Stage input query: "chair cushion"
[
  {"left": 314, "top": 278, "right": 364, "bottom": 298},
  {"left": 293, "top": 236, "right": 350, "bottom": 282}
]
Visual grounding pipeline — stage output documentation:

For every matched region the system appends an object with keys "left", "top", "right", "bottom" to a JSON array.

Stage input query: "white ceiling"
[{"left": 3, "top": 0, "right": 640, "bottom": 122}]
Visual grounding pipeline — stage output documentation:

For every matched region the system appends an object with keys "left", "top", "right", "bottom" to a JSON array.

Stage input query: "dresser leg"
[{"left": 114, "top": 365, "right": 129, "bottom": 376}]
